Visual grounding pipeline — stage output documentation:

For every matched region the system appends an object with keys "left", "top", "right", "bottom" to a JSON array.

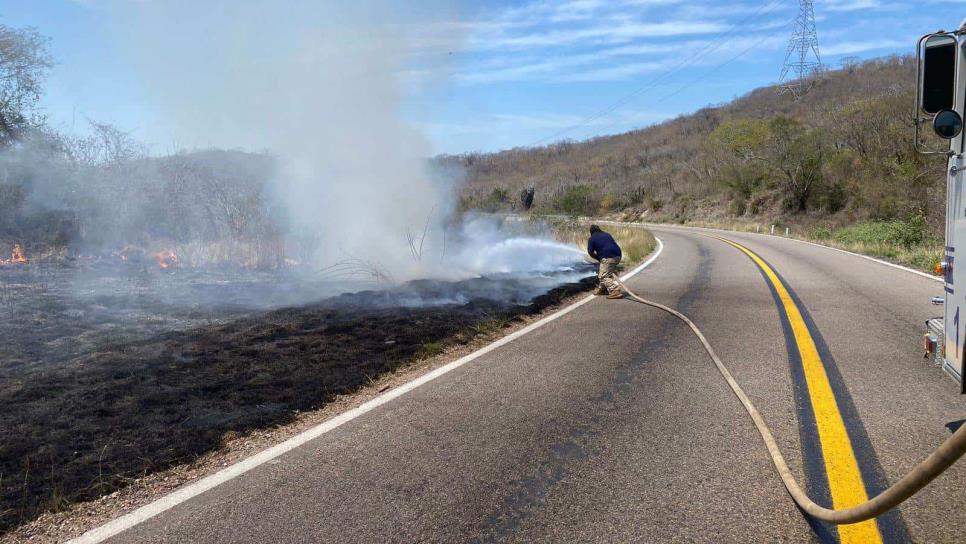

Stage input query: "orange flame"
[
  {"left": 0, "top": 244, "right": 27, "bottom": 266},
  {"left": 155, "top": 249, "right": 179, "bottom": 269},
  {"left": 11, "top": 244, "right": 26, "bottom": 263}
]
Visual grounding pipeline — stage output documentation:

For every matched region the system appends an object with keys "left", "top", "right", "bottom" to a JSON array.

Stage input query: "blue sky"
[{"left": 2, "top": 0, "right": 964, "bottom": 155}]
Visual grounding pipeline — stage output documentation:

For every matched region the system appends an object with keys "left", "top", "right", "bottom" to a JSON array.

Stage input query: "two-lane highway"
[{"left": 78, "top": 226, "right": 965, "bottom": 543}]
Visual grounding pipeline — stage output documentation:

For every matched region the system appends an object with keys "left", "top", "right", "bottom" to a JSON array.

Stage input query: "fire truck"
[{"left": 918, "top": 22, "right": 966, "bottom": 393}]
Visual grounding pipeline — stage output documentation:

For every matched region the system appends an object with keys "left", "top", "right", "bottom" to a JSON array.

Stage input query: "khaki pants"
[{"left": 598, "top": 257, "right": 621, "bottom": 295}]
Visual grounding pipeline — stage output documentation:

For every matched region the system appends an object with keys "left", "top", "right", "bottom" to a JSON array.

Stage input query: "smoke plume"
[{"left": 108, "top": 0, "right": 473, "bottom": 280}]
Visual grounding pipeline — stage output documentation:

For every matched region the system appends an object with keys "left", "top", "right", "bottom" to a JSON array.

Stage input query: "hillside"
[{"left": 445, "top": 56, "right": 946, "bottom": 237}]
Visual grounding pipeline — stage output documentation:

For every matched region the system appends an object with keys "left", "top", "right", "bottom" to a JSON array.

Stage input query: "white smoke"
[{"left": 103, "top": 1, "right": 585, "bottom": 283}]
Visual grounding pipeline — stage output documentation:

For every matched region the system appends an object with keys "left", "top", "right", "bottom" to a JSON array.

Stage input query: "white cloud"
[
  {"left": 597, "top": 42, "right": 682, "bottom": 56},
  {"left": 422, "top": 108, "right": 668, "bottom": 137},
  {"left": 457, "top": 55, "right": 592, "bottom": 84},
  {"left": 821, "top": 38, "right": 907, "bottom": 55},
  {"left": 558, "top": 61, "right": 668, "bottom": 82},
  {"left": 675, "top": 1, "right": 786, "bottom": 20},
  {"left": 407, "top": 0, "right": 794, "bottom": 87},
  {"left": 453, "top": 31, "right": 787, "bottom": 84},
  {"left": 470, "top": 20, "right": 727, "bottom": 51},
  {"left": 818, "top": 0, "right": 907, "bottom": 12},
  {"left": 821, "top": 0, "right": 882, "bottom": 11}
]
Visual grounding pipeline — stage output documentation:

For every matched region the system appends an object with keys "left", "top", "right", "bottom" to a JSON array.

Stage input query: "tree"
[
  {"left": 840, "top": 56, "right": 860, "bottom": 73},
  {"left": 704, "top": 119, "right": 771, "bottom": 205},
  {"left": 67, "top": 121, "right": 148, "bottom": 167},
  {"left": 520, "top": 186, "right": 534, "bottom": 210},
  {"left": 705, "top": 118, "right": 769, "bottom": 162},
  {"left": 765, "top": 118, "right": 825, "bottom": 213},
  {"left": 558, "top": 185, "right": 600, "bottom": 217},
  {"left": 0, "top": 25, "right": 52, "bottom": 146}
]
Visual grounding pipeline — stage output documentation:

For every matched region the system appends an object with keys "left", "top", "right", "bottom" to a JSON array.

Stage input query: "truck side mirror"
[
  {"left": 917, "top": 33, "right": 960, "bottom": 155},
  {"left": 934, "top": 109, "right": 964, "bottom": 139},
  {"left": 920, "top": 35, "right": 957, "bottom": 114}
]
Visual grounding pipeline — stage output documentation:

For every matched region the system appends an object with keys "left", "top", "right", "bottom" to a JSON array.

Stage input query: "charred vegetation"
[{"left": 0, "top": 267, "right": 596, "bottom": 532}]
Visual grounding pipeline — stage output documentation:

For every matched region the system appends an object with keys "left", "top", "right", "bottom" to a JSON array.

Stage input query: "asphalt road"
[{"left": 96, "top": 226, "right": 965, "bottom": 543}]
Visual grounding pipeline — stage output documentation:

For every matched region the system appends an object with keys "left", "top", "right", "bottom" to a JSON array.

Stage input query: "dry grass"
[
  {"left": 549, "top": 221, "right": 657, "bottom": 266},
  {"left": 645, "top": 218, "right": 943, "bottom": 275},
  {"left": 798, "top": 238, "right": 943, "bottom": 273}
]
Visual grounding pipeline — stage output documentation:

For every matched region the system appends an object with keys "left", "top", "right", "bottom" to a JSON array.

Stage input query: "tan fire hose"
[{"left": 614, "top": 277, "right": 966, "bottom": 524}]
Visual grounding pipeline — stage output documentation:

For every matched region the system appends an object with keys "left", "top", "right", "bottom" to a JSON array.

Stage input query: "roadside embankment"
[
  {"left": 556, "top": 212, "right": 941, "bottom": 276},
  {"left": 652, "top": 217, "right": 943, "bottom": 274}
]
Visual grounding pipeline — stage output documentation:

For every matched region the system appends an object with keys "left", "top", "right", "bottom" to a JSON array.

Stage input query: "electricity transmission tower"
[{"left": 778, "top": 0, "right": 824, "bottom": 98}]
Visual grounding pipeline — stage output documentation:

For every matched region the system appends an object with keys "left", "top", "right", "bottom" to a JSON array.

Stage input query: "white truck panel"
[{"left": 942, "top": 34, "right": 966, "bottom": 388}]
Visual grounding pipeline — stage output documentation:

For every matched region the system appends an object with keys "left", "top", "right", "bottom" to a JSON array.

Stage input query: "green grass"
[
  {"left": 799, "top": 217, "right": 942, "bottom": 272},
  {"left": 818, "top": 216, "right": 928, "bottom": 247},
  {"left": 417, "top": 341, "right": 446, "bottom": 359},
  {"left": 801, "top": 235, "right": 943, "bottom": 273}
]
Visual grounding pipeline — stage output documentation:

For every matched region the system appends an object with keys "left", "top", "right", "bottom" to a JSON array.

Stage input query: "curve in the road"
[
  {"left": 64, "top": 226, "right": 964, "bottom": 544},
  {"left": 717, "top": 236, "right": 906, "bottom": 544}
]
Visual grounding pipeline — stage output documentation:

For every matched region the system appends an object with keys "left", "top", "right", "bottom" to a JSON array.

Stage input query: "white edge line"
[
  {"left": 67, "top": 238, "right": 665, "bottom": 544},
  {"left": 767, "top": 233, "right": 942, "bottom": 283},
  {"left": 537, "top": 216, "right": 941, "bottom": 283},
  {"left": 629, "top": 221, "right": 943, "bottom": 283}
]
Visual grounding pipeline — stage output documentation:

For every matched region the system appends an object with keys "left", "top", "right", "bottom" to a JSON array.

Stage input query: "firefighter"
[{"left": 587, "top": 224, "right": 623, "bottom": 299}]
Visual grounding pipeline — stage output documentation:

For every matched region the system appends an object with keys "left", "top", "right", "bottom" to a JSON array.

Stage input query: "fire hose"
[{"left": 614, "top": 277, "right": 966, "bottom": 525}]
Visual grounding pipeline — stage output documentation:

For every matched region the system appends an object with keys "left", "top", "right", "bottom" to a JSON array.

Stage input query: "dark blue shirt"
[{"left": 587, "top": 231, "right": 622, "bottom": 260}]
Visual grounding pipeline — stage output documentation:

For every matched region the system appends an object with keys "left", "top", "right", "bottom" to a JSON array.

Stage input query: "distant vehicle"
[{"left": 916, "top": 20, "right": 966, "bottom": 393}]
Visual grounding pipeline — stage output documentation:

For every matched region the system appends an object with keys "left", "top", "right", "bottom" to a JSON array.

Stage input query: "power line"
[
  {"left": 778, "top": 0, "right": 824, "bottom": 97},
  {"left": 526, "top": 1, "right": 785, "bottom": 147},
  {"left": 591, "top": 23, "right": 792, "bottom": 138}
]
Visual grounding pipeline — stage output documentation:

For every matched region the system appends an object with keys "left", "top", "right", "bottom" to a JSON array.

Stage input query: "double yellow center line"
[{"left": 717, "top": 237, "right": 881, "bottom": 544}]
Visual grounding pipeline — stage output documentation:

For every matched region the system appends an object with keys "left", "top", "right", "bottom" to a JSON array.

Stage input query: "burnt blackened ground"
[{"left": 0, "top": 264, "right": 595, "bottom": 533}]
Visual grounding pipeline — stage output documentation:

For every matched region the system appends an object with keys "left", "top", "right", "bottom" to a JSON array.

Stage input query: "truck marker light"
[{"left": 925, "top": 332, "right": 939, "bottom": 356}]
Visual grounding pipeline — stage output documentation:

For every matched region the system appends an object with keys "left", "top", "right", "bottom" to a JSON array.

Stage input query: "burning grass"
[
  {"left": 0, "top": 262, "right": 596, "bottom": 534},
  {"left": 0, "top": 244, "right": 27, "bottom": 266}
]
